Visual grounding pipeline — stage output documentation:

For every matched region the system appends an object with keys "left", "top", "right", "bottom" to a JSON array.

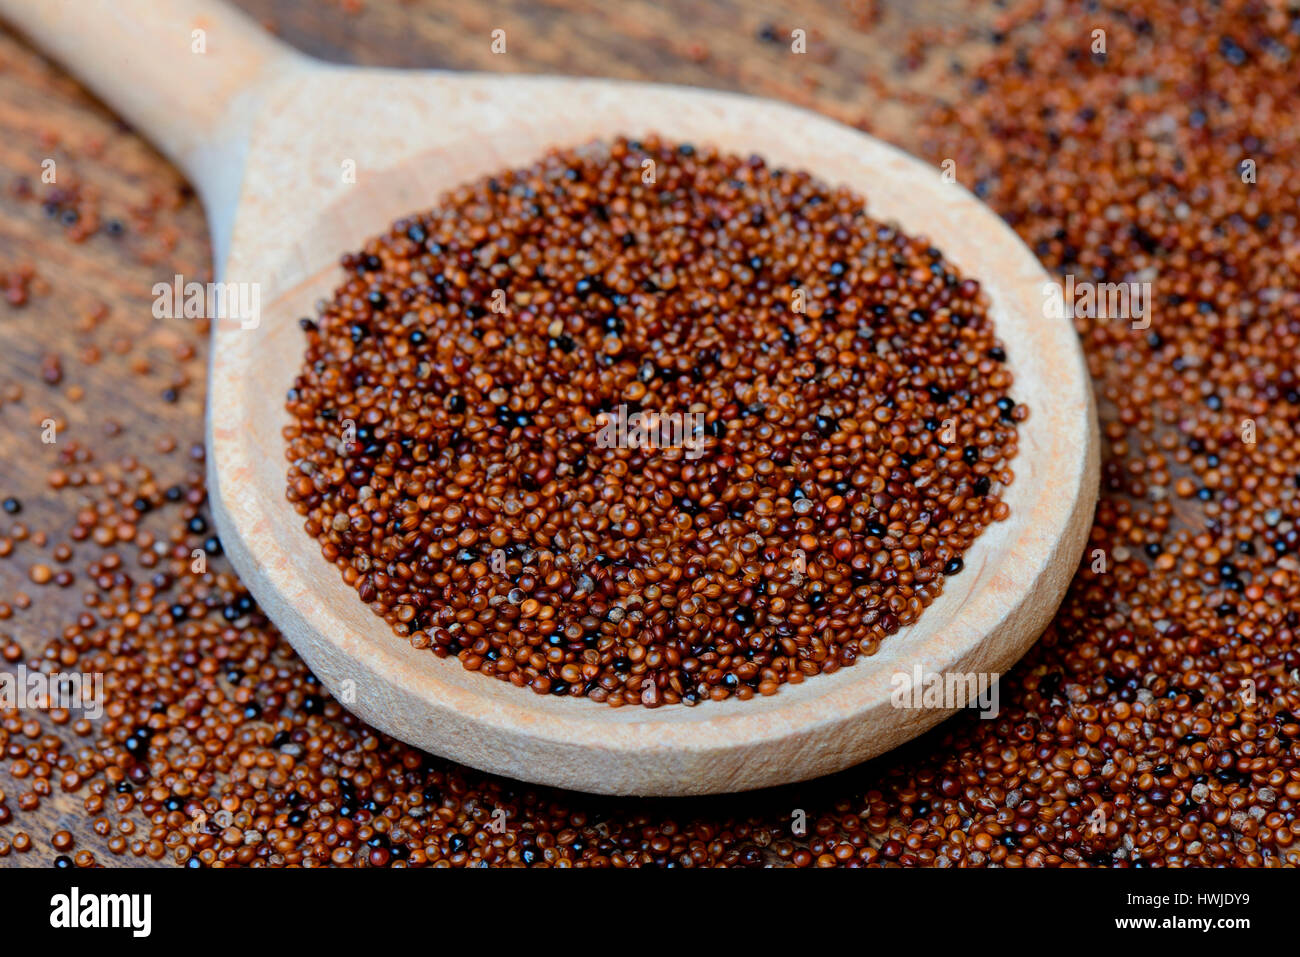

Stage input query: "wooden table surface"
[{"left": 0, "top": 0, "right": 1001, "bottom": 865}]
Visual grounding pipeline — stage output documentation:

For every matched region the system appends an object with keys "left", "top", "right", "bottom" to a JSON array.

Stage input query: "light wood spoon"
[{"left": 2, "top": 0, "right": 1098, "bottom": 796}]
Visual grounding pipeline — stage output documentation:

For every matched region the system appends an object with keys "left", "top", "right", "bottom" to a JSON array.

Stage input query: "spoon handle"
[{"left": 0, "top": 0, "right": 300, "bottom": 201}]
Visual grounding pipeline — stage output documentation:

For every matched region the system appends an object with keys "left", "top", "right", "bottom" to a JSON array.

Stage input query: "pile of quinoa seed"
[
  {"left": 284, "top": 136, "right": 1021, "bottom": 707},
  {"left": 1, "top": 0, "right": 1299, "bottom": 866}
]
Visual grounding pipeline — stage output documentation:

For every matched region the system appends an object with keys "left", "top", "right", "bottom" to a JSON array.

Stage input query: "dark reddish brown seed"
[
  {"left": 0, "top": 0, "right": 1297, "bottom": 869},
  {"left": 284, "top": 136, "right": 1019, "bottom": 707}
]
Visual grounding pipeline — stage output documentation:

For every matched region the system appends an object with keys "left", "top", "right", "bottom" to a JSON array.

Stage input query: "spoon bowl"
[{"left": 3, "top": 0, "right": 1098, "bottom": 795}]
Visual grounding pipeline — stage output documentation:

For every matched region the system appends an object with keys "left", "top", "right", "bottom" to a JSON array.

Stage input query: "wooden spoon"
[{"left": 3, "top": 0, "right": 1098, "bottom": 796}]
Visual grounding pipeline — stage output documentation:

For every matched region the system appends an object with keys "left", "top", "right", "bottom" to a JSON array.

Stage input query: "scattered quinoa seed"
[{"left": 0, "top": 0, "right": 1297, "bottom": 869}]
